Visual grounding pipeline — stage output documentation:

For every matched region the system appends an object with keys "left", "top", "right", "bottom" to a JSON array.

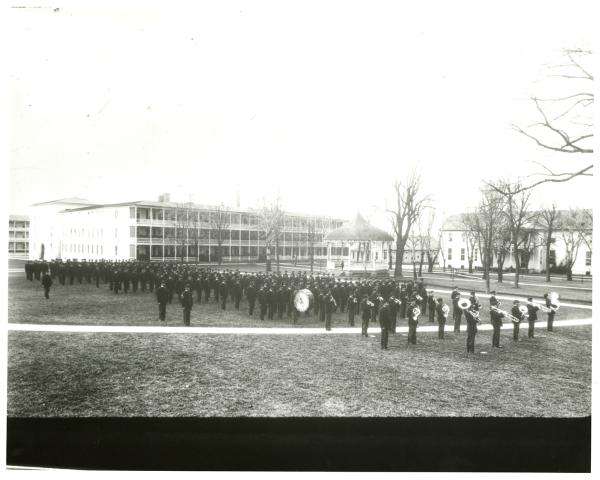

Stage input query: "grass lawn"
[
  {"left": 8, "top": 324, "right": 591, "bottom": 417},
  {"left": 8, "top": 276, "right": 592, "bottom": 328}
]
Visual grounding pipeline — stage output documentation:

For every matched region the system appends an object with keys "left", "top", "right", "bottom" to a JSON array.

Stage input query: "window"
[
  {"left": 586, "top": 251, "right": 592, "bottom": 266},
  {"left": 448, "top": 233, "right": 453, "bottom": 242},
  {"left": 461, "top": 248, "right": 465, "bottom": 261},
  {"left": 448, "top": 248, "right": 452, "bottom": 260}
]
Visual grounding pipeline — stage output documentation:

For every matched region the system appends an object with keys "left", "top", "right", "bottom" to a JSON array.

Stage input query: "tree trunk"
[
  {"left": 484, "top": 252, "right": 490, "bottom": 293},
  {"left": 566, "top": 265, "right": 573, "bottom": 281},
  {"left": 545, "top": 233, "right": 552, "bottom": 282},
  {"left": 412, "top": 260, "right": 417, "bottom": 280},
  {"left": 513, "top": 241, "right": 521, "bottom": 288},
  {"left": 468, "top": 259, "right": 473, "bottom": 274},
  {"left": 394, "top": 234, "right": 405, "bottom": 278},
  {"left": 310, "top": 243, "right": 314, "bottom": 273},
  {"left": 275, "top": 239, "right": 280, "bottom": 273},
  {"left": 418, "top": 254, "right": 424, "bottom": 277}
]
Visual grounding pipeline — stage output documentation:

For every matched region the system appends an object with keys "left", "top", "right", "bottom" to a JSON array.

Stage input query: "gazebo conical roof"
[{"left": 324, "top": 213, "right": 394, "bottom": 242}]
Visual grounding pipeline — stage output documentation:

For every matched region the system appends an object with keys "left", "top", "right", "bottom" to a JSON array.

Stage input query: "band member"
[
  {"left": 427, "top": 291, "right": 436, "bottom": 323},
  {"left": 325, "top": 292, "right": 337, "bottom": 331},
  {"left": 544, "top": 293, "right": 557, "bottom": 331},
  {"left": 451, "top": 287, "right": 462, "bottom": 332},
  {"left": 246, "top": 282, "right": 257, "bottom": 316},
  {"left": 407, "top": 302, "right": 419, "bottom": 345},
  {"left": 360, "top": 295, "right": 372, "bottom": 337},
  {"left": 179, "top": 284, "right": 194, "bottom": 326},
  {"left": 347, "top": 292, "right": 358, "bottom": 326},
  {"left": 389, "top": 296, "right": 400, "bottom": 334},
  {"left": 156, "top": 282, "right": 169, "bottom": 321},
  {"left": 511, "top": 300, "right": 526, "bottom": 341},
  {"left": 258, "top": 287, "right": 268, "bottom": 320},
  {"left": 526, "top": 297, "right": 540, "bottom": 338},
  {"left": 435, "top": 297, "right": 448, "bottom": 339},
  {"left": 379, "top": 300, "right": 391, "bottom": 350},
  {"left": 41, "top": 271, "right": 53, "bottom": 299},
  {"left": 469, "top": 291, "right": 481, "bottom": 311},
  {"left": 489, "top": 291, "right": 502, "bottom": 348},
  {"left": 464, "top": 304, "right": 480, "bottom": 354}
]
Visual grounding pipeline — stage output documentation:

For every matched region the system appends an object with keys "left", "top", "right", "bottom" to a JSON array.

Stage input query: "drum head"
[{"left": 294, "top": 289, "right": 314, "bottom": 312}]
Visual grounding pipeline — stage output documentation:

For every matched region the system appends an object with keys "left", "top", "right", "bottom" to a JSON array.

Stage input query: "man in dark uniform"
[
  {"left": 219, "top": 281, "right": 229, "bottom": 310},
  {"left": 436, "top": 297, "right": 448, "bottom": 339},
  {"left": 156, "top": 282, "right": 169, "bottom": 321},
  {"left": 451, "top": 287, "right": 462, "bottom": 332},
  {"left": 427, "top": 291, "right": 436, "bottom": 323},
  {"left": 399, "top": 284, "right": 407, "bottom": 319},
  {"left": 489, "top": 292, "right": 503, "bottom": 348},
  {"left": 544, "top": 293, "right": 558, "bottom": 331},
  {"left": 233, "top": 281, "right": 243, "bottom": 310},
  {"left": 179, "top": 284, "right": 194, "bottom": 326},
  {"left": 325, "top": 292, "right": 336, "bottom": 331},
  {"left": 407, "top": 301, "right": 419, "bottom": 345},
  {"left": 511, "top": 300, "right": 526, "bottom": 341},
  {"left": 258, "top": 287, "right": 268, "bottom": 320},
  {"left": 389, "top": 297, "right": 400, "bottom": 334},
  {"left": 464, "top": 304, "right": 480, "bottom": 354},
  {"left": 360, "top": 295, "right": 372, "bottom": 337},
  {"left": 41, "top": 271, "right": 53, "bottom": 299},
  {"left": 246, "top": 282, "right": 257, "bottom": 316},
  {"left": 166, "top": 276, "right": 176, "bottom": 304},
  {"left": 318, "top": 292, "right": 326, "bottom": 323},
  {"left": 379, "top": 300, "right": 391, "bottom": 350},
  {"left": 267, "top": 287, "right": 276, "bottom": 320},
  {"left": 347, "top": 291, "right": 358, "bottom": 326},
  {"left": 526, "top": 297, "right": 540, "bottom": 338}
]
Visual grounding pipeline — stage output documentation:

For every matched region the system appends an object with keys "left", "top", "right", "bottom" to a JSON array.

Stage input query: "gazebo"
[{"left": 324, "top": 213, "right": 394, "bottom": 272}]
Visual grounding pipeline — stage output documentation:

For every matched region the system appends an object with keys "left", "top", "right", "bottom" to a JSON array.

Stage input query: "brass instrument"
[
  {"left": 457, "top": 298, "right": 470, "bottom": 310},
  {"left": 518, "top": 304, "right": 529, "bottom": 321},
  {"left": 490, "top": 305, "right": 520, "bottom": 323},
  {"left": 441, "top": 304, "right": 450, "bottom": 318},
  {"left": 411, "top": 306, "right": 421, "bottom": 318}
]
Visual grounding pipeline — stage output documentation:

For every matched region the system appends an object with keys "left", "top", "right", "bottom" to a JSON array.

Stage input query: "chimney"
[
  {"left": 158, "top": 193, "right": 170, "bottom": 203},
  {"left": 236, "top": 188, "right": 240, "bottom": 208}
]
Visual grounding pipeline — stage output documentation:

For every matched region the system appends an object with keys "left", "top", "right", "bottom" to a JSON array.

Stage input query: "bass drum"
[{"left": 294, "top": 289, "right": 314, "bottom": 313}]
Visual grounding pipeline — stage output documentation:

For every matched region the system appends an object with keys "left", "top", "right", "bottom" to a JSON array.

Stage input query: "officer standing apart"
[
  {"left": 360, "top": 295, "right": 372, "bottom": 337},
  {"left": 156, "top": 282, "right": 169, "bottom": 322},
  {"left": 180, "top": 284, "right": 194, "bottom": 326},
  {"left": 41, "top": 271, "right": 53, "bottom": 299}
]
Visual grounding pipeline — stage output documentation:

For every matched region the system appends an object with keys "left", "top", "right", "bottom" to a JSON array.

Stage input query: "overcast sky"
[{"left": 6, "top": 0, "right": 595, "bottom": 230}]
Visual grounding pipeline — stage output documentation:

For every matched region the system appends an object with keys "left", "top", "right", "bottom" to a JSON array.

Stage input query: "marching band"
[{"left": 23, "top": 259, "right": 562, "bottom": 354}]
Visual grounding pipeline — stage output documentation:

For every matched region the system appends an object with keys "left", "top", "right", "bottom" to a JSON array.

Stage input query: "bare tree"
[
  {"left": 462, "top": 188, "right": 505, "bottom": 293},
  {"left": 437, "top": 231, "right": 447, "bottom": 272},
  {"left": 489, "top": 180, "right": 536, "bottom": 288},
  {"left": 307, "top": 216, "right": 327, "bottom": 273},
  {"left": 386, "top": 172, "right": 432, "bottom": 278},
  {"left": 259, "top": 197, "right": 284, "bottom": 273},
  {"left": 536, "top": 204, "right": 559, "bottom": 282},
  {"left": 460, "top": 215, "right": 480, "bottom": 274},
  {"left": 421, "top": 211, "right": 438, "bottom": 274},
  {"left": 209, "top": 205, "right": 230, "bottom": 265},
  {"left": 508, "top": 48, "right": 593, "bottom": 194}
]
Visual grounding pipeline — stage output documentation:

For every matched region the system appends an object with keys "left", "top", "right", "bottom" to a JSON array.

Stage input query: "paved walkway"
[{"left": 7, "top": 317, "right": 591, "bottom": 335}]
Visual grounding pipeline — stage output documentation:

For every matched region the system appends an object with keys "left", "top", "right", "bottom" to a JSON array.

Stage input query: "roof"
[
  {"left": 9, "top": 214, "right": 29, "bottom": 221},
  {"left": 441, "top": 209, "right": 592, "bottom": 232},
  {"left": 60, "top": 199, "right": 346, "bottom": 221},
  {"left": 31, "top": 197, "right": 97, "bottom": 207},
  {"left": 324, "top": 213, "right": 394, "bottom": 242}
]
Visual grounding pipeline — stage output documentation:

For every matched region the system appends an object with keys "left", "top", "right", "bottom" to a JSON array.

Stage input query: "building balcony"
[
  {"left": 137, "top": 237, "right": 151, "bottom": 244},
  {"left": 136, "top": 219, "right": 153, "bottom": 225}
]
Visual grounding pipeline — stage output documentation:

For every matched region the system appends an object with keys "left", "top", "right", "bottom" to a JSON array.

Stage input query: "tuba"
[
  {"left": 548, "top": 292, "right": 560, "bottom": 312},
  {"left": 411, "top": 306, "right": 421, "bottom": 318},
  {"left": 441, "top": 304, "right": 450, "bottom": 318},
  {"left": 518, "top": 304, "right": 529, "bottom": 321},
  {"left": 457, "top": 298, "right": 470, "bottom": 310}
]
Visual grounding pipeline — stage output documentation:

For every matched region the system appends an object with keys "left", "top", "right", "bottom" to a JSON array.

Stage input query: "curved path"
[{"left": 7, "top": 317, "right": 591, "bottom": 335}]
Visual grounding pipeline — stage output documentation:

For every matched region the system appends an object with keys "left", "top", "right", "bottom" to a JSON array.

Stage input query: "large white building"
[
  {"left": 439, "top": 211, "right": 592, "bottom": 276},
  {"left": 28, "top": 196, "right": 346, "bottom": 263}
]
